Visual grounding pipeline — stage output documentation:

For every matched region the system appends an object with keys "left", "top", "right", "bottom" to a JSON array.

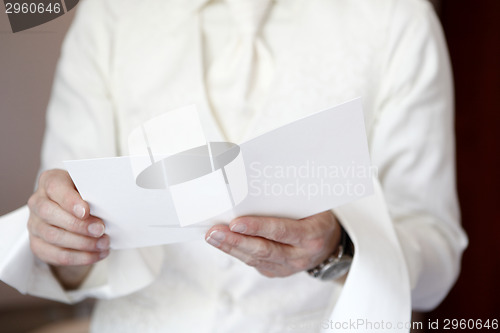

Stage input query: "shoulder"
[
  {"left": 313, "top": 0, "right": 436, "bottom": 40},
  {"left": 339, "top": 0, "right": 440, "bottom": 49},
  {"left": 348, "top": 0, "right": 435, "bottom": 24},
  {"left": 75, "top": 0, "right": 203, "bottom": 20},
  {"left": 75, "top": 0, "right": 144, "bottom": 19},
  {"left": 325, "top": 0, "right": 435, "bottom": 26}
]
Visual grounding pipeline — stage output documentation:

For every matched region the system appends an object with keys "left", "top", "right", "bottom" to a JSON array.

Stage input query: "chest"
[{"left": 108, "top": 2, "right": 385, "bottom": 153}]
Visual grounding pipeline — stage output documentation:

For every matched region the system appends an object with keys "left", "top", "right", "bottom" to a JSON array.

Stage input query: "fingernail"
[
  {"left": 88, "top": 223, "right": 105, "bottom": 237},
  {"left": 206, "top": 230, "right": 225, "bottom": 247},
  {"left": 73, "top": 204, "right": 86, "bottom": 219},
  {"left": 99, "top": 250, "right": 110, "bottom": 259},
  {"left": 230, "top": 223, "right": 246, "bottom": 233},
  {"left": 96, "top": 237, "right": 109, "bottom": 250}
]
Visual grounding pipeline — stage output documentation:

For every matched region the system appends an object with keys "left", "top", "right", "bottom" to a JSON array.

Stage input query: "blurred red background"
[
  {"left": 425, "top": 0, "right": 500, "bottom": 325},
  {"left": 0, "top": 0, "right": 498, "bottom": 332}
]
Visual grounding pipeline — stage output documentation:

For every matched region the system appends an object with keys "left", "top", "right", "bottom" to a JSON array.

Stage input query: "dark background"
[
  {"left": 0, "top": 0, "right": 499, "bottom": 332},
  {"left": 424, "top": 0, "right": 500, "bottom": 325}
]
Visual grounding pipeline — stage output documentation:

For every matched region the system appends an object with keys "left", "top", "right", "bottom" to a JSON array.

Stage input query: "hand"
[
  {"left": 205, "top": 211, "right": 341, "bottom": 278},
  {"left": 27, "top": 169, "right": 109, "bottom": 288}
]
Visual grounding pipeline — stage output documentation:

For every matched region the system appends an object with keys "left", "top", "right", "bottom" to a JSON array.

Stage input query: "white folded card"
[
  {"left": 64, "top": 98, "right": 375, "bottom": 249},
  {"left": 0, "top": 98, "right": 411, "bottom": 332}
]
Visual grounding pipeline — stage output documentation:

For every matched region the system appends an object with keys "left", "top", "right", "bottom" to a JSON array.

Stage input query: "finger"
[
  {"left": 30, "top": 218, "right": 110, "bottom": 252},
  {"left": 39, "top": 169, "right": 89, "bottom": 219},
  {"left": 205, "top": 226, "right": 290, "bottom": 265},
  {"left": 205, "top": 227, "right": 295, "bottom": 277},
  {"left": 256, "top": 268, "right": 281, "bottom": 278},
  {"left": 228, "top": 216, "right": 306, "bottom": 245},
  {"left": 29, "top": 196, "right": 105, "bottom": 237},
  {"left": 205, "top": 230, "right": 280, "bottom": 270},
  {"left": 226, "top": 247, "right": 291, "bottom": 277},
  {"left": 29, "top": 235, "right": 109, "bottom": 267}
]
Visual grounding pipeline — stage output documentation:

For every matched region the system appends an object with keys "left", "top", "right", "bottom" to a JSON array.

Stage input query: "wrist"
[
  {"left": 50, "top": 264, "right": 93, "bottom": 290},
  {"left": 307, "top": 227, "right": 354, "bottom": 281}
]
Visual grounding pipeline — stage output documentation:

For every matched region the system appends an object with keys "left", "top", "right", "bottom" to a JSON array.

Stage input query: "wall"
[
  {"left": 0, "top": 7, "right": 75, "bottom": 215},
  {"left": 0, "top": 7, "right": 87, "bottom": 333},
  {"left": 425, "top": 0, "right": 500, "bottom": 326}
]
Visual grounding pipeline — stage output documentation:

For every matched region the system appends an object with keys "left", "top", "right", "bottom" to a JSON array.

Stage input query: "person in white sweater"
[{"left": 18, "top": 0, "right": 468, "bottom": 331}]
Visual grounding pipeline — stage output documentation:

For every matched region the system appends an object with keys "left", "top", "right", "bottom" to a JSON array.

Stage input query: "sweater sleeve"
[
  {"left": 370, "top": 0, "right": 468, "bottom": 311},
  {"left": 0, "top": 0, "right": 164, "bottom": 303}
]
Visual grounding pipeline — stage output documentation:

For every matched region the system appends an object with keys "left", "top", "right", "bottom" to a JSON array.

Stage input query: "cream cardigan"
[{"left": 8, "top": 0, "right": 467, "bottom": 332}]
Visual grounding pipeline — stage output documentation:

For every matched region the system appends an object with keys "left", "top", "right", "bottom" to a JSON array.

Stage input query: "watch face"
[{"left": 320, "top": 259, "right": 352, "bottom": 281}]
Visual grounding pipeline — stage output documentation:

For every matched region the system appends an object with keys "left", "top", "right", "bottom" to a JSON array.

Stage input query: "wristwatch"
[{"left": 307, "top": 228, "right": 354, "bottom": 281}]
